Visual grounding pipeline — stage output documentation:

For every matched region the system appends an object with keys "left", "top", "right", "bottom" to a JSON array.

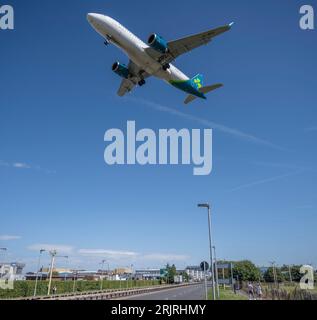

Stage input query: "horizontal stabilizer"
[
  {"left": 199, "top": 83, "right": 223, "bottom": 94},
  {"left": 184, "top": 83, "right": 224, "bottom": 105},
  {"left": 184, "top": 94, "right": 197, "bottom": 105}
]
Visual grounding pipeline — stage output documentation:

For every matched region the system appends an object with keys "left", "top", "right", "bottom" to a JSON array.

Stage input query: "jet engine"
[
  {"left": 148, "top": 34, "right": 168, "bottom": 54},
  {"left": 112, "top": 62, "right": 130, "bottom": 79}
]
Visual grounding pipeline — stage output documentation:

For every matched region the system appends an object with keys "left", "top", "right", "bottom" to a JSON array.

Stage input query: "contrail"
[
  {"left": 229, "top": 170, "right": 304, "bottom": 192},
  {"left": 124, "top": 97, "right": 287, "bottom": 151}
]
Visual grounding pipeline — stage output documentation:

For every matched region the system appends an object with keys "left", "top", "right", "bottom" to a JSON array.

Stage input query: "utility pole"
[
  {"left": 198, "top": 203, "right": 216, "bottom": 300},
  {"left": 222, "top": 267, "right": 225, "bottom": 289},
  {"left": 100, "top": 260, "right": 106, "bottom": 291},
  {"left": 73, "top": 268, "right": 78, "bottom": 293},
  {"left": 269, "top": 261, "right": 277, "bottom": 287},
  {"left": 288, "top": 265, "right": 293, "bottom": 283},
  {"left": 64, "top": 256, "right": 69, "bottom": 282},
  {"left": 47, "top": 251, "right": 68, "bottom": 295},
  {"left": 213, "top": 246, "right": 220, "bottom": 298},
  {"left": 47, "top": 250, "right": 57, "bottom": 295},
  {"left": 130, "top": 264, "right": 134, "bottom": 288},
  {"left": 203, "top": 262, "right": 208, "bottom": 300},
  {"left": 33, "top": 249, "right": 45, "bottom": 297}
]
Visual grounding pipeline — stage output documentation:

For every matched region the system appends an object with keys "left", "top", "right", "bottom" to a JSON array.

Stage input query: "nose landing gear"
[{"left": 138, "top": 79, "right": 146, "bottom": 86}]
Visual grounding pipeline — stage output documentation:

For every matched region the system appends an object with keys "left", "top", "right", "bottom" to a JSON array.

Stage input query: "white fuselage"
[{"left": 87, "top": 14, "right": 189, "bottom": 84}]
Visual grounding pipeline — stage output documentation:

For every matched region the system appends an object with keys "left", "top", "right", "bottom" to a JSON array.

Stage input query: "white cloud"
[
  {"left": 27, "top": 244, "right": 74, "bottom": 254},
  {"left": 78, "top": 249, "right": 139, "bottom": 259},
  {"left": 142, "top": 253, "right": 190, "bottom": 262},
  {"left": 12, "top": 162, "right": 31, "bottom": 169},
  {"left": 0, "top": 160, "right": 55, "bottom": 174},
  {"left": 0, "top": 235, "right": 21, "bottom": 241},
  {"left": 78, "top": 249, "right": 190, "bottom": 265}
]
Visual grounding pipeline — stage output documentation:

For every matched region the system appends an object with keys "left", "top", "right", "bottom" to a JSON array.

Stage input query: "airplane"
[{"left": 87, "top": 13, "right": 233, "bottom": 104}]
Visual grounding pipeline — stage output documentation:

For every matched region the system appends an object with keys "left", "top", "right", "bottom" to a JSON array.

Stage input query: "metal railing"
[{"left": 13, "top": 283, "right": 193, "bottom": 300}]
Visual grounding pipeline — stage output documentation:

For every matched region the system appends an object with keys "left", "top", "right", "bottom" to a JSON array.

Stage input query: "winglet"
[{"left": 229, "top": 22, "right": 235, "bottom": 28}]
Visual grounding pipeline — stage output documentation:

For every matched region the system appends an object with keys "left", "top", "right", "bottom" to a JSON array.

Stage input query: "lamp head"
[{"left": 198, "top": 203, "right": 209, "bottom": 209}]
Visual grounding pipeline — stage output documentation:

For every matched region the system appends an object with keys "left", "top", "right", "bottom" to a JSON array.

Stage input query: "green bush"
[{"left": 0, "top": 280, "right": 161, "bottom": 299}]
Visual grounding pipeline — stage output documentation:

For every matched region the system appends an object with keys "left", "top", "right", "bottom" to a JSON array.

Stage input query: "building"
[
  {"left": 113, "top": 267, "right": 132, "bottom": 275},
  {"left": 40, "top": 267, "right": 72, "bottom": 273},
  {"left": 135, "top": 269, "right": 161, "bottom": 280},
  {"left": 186, "top": 266, "right": 210, "bottom": 281},
  {"left": 25, "top": 270, "right": 101, "bottom": 281}
]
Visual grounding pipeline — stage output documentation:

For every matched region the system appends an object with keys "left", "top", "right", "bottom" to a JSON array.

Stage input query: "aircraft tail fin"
[{"left": 191, "top": 74, "right": 204, "bottom": 90}]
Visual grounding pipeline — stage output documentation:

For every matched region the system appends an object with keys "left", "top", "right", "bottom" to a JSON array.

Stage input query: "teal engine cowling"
[
  {"left": 112, "top": 62, "right": 130, "bottom": 79},
  {"left": 148, "top": 34, "right": 168, "bottom": 54}
]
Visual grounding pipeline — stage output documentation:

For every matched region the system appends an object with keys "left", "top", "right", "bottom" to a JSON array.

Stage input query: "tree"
[
  {"left": 166, "top": 264, "right": 177, "bottom": 284},
  {"left": 180, "top": 271, "right": 189, "bottom": 282},
  {"left": 280, "top": 265, "right": 301, "bottom": 282},
  {"left": 263, "top": 267, "right": 284, "bottom": 283},
  {"left": 233, "top": 260, "right": 261, "bottom": 281}
]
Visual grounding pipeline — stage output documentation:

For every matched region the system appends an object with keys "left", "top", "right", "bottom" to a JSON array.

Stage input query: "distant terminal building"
[
  {"left": 25, "top": 270, "right": 103, "bottom": 281},
  {"left": 113, "top": 267, "right": 132, "bottom": 275},
  {"left": 135, "top": 269, "right": 161, "bottom": 280},
  {"left": 40, "top": 267, "right": 72, "bottom": 273},
  {"left": 186, "top": 266, "right": 210, "bottom": 281},
  {"left": 0, "top": 262, "right": 25, "bottom": 280}
]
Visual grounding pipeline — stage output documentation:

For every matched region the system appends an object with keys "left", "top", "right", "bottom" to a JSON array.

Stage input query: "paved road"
[{"left": 117, "top": 284, "right": 206, "bottom": 300}]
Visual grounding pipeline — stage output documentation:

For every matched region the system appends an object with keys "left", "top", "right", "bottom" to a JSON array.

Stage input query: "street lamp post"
[
  {"left": 130, "top": 264, "right": 134, "bottom": 289},
  {"left": 213, "top": 246, "right": 220, "bottom": 298},
  {"left": 33, "top": 249, "right": 45, "bottom": 297},
  {"left": 100, "top": 260, "right": 106, "bottom": 291},
  {"left": 202, "top": 262, "right": 208, "bottom": 300},
  {"left": 269, "top": 261, "right": 277, "bottom": 287},
  {"left": 198, "top": 203, "right": 216, "bottom": 300},
  {"left": 64, "top": 256, "right": 69, "bottom": 282},
  {"left": 73, "top": 268, "right": 78, "bottom": 293},
  {"left": 288, "top": 265, "right": 293, "bottom": 283}
]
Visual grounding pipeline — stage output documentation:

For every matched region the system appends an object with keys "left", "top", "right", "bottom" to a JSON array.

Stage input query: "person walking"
[
  {"left": 247, "top": 282, "right": 254, "bottom": 300},
  {"left": 52, "top": 286, "right": 57, "bottom": 295},
  {"left": 256, "top": 283, "right": 263, "bottom": 300}
]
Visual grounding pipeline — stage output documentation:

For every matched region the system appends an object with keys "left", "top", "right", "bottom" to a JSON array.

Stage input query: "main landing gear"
[
  {"left": 162, "top": 63, "right": 170, "bottom": 71},
  {"left": 138, "top": 79, "right": 146, "bottom": 86}
]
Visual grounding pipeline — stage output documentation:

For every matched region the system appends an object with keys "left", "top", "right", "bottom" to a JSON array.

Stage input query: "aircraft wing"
[
  {"left": 145, "top": 23, "right": 233, "bottom": 65},
  {"left": 117, "top": 78, "right": 136, "bottom": 97},
  {"left": 168, "top": 23, "right": 233, "bottom": 58},
  {"left": 117, "top": 60, "right": 150, "bottom": 97}
]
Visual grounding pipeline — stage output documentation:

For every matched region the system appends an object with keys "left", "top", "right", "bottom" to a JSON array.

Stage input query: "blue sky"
[{"left": 1, "top": 0, "right": 316, "bottom": 272}]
